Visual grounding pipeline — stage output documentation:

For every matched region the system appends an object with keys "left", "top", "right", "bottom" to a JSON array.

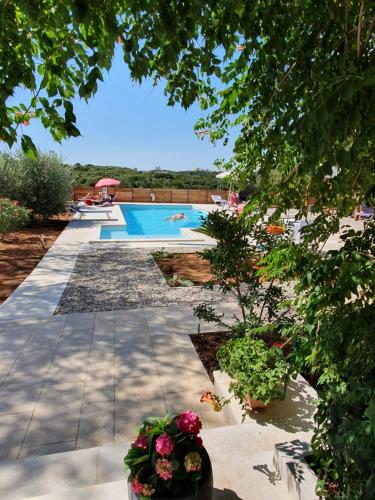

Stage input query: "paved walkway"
[{"left": 0, "top": 304, "right": 241, "bottom": 461}]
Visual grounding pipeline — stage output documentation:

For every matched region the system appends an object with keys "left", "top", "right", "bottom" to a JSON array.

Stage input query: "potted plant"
[
  {"left": 124, "top": 411, "right": 213, "bottom": 499},
  {"left": 217, "top": 336, "right": 288, "bottom": 414}
]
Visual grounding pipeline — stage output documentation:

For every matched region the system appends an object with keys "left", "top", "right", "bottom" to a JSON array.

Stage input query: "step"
[
  {"left": 27, "top": 480, "right": 127, "bottom": 500},
  {"left": 273, "top": 440, "right": 318, "bottom": 500},
  {"left": 213, "top": 370, "right": 317, "bottom": 431},
  {"left": 0, "top": 424, "right": 296, "bottom": 500}
]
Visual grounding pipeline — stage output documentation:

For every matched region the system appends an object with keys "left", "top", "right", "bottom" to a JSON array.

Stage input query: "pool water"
[{"left": 100, "top": 204, "right": 207, "bottom": 239}]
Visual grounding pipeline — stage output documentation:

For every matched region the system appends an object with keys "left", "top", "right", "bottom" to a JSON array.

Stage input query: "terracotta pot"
[
  {"left": 128, "top": 448, "right": 213, "bottom": 500},
  {"left": 246, "top": 394, "right": 268, "bottom": 412}
]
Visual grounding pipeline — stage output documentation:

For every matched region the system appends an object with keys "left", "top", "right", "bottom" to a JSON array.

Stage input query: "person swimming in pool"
[{"left": 164, "top": 212, "right": 187, "bottom": 222}]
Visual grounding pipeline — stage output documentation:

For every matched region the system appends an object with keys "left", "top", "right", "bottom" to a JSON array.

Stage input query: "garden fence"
[{"left": 73, "top": 186, "right": 229, "bottom": 204}]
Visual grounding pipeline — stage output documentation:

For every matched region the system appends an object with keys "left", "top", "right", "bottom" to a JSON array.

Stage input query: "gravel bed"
[{"left": 55, "top": 247, "right": 234, "bottom": 314}]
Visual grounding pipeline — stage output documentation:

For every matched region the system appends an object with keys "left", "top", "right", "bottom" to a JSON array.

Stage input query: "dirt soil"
[
  {"left": 190, "top": 332, "right": 231, "bottom": 382},
  {"left": 154, "top": 253, "right": 213, "bottom": 285},
  {"left": 0, "top": 217, "right": 68, "bottom": 304}
]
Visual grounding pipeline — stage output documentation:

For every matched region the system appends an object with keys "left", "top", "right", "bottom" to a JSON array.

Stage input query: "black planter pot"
[{"left": 128, "top": 449, "right": 213, "bottom": 500}]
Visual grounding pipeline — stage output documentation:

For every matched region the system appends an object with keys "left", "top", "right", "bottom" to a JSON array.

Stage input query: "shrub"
[
  {"left": 0, "top": 151, "right": 72, "bottom": 219},
  {"left": 282, "top": 222, "right": 375, "bottom": 498},
  {"left": 0, "top": 198, "right": 29, "bottom": 239},
  {"left": 217, "top": 336, "right": 288, "bottom": 413},
  {"left": 194, "top": 209, "right": 290, "bottom": 336}
]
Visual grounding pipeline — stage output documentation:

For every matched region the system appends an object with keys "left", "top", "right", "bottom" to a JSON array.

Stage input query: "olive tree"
[{"left": 0, "top": 151, "right": 72, "bottom": 219}]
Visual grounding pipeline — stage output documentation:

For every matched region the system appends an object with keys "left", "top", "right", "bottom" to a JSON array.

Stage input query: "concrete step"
[
  {"left": 273, "top": 440, "right": 318, "bottom": 500},
  {"left": 213, "top": 370, "right": 317, "bottom": 430},
  {"left": 27, "top": 480, "right": 127, "bottom": 500},
  {"left": 0, "top": 424, "right": 297, "bottom": 500}
]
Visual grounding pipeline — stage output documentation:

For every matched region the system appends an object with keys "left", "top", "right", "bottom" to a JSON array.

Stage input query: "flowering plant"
[{"left": 124, "top": 411, "right": 210, "bottom": 499}]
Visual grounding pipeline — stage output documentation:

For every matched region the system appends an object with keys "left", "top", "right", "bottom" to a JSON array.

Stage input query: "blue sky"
[{"left": 5, "top": 50, "right": 235, "bottom": 171}]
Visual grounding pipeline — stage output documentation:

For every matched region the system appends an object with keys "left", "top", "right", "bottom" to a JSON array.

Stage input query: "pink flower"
[
  {"left": 131, "top": 477, "right": 144, "bottom": 494},
  {"left": 155, "top": 458, "right": 173, "bottom": 480},
  {"left": 155, "top": 433, "right": 174, "bottom": 456},
  {"left": 184, "top": 452, "right": 202, "bottom": 472},
  {"left": 176, "top": 411, "right": 202, "bottom": 435},
  {"left": 134, "top": 433, "right": 148, "bottom": 449}
]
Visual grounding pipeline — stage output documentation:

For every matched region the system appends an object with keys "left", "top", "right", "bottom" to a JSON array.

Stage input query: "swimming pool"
[{"left": 100, "top": 204, "right": 207, "bottom": 240}]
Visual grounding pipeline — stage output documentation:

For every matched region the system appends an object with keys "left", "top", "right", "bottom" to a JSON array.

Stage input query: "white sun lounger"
[
  {"left": 211, "top": 195, "right": 228, "bottom": 206},
  {"left": 69, "top": 205, "right": 113, "bottom": 220}
]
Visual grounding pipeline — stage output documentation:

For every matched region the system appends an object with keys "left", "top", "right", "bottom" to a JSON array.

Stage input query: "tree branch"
[
  {"left": 357, "top": 0, "right": 364, "bottom": 59},
  {"left": 342, "top": 0, "right": 349, "bottom": 69},
  {"left": 257, "top": 278, "right": 275, "bottom": 326}
]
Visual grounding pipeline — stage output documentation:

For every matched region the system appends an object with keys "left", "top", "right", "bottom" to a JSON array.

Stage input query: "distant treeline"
[{"left": 71, "top": 164, "right": 228, "bottom": 190}]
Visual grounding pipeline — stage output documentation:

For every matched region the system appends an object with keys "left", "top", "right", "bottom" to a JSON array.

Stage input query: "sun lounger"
[
  {"left": 353, "top": 205, "right": 374, "bottom": 220},
  {"left": 211, "top": 195, "right": 228, "bottom": 206},
  {"left": 68, "top": 205, "right": 113, "bottom": 219}
]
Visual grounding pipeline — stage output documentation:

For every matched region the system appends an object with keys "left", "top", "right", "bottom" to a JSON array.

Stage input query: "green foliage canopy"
[
  {"left": 0, "top": 151, "right": 72, "bottom": 218},
  {"left": 72, "top": 164, "right": 224, "bottom": 189},
  {"left": 280, "top": 223, "right": 375, "bottom": 498},
  {"left": 1, "top": 1, "right": 374, "bottom": 214}
]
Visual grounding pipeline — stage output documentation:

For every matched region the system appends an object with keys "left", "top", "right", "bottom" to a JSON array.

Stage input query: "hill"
[{"left": 71, "top": 164, "right": 227, "bottom": 190}]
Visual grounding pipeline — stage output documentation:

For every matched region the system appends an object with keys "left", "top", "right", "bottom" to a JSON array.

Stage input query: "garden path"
[{"left": 0, "top": 304, "right": 240, "bottom": 462}]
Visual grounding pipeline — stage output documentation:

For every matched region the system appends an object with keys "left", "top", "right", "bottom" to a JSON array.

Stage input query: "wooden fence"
[{"left": 73, "top": 186, "right": 229, "bottom": 204}]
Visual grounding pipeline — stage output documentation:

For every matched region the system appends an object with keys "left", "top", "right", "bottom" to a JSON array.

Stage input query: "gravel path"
[{"left": 55, "top": 248, "right": 233, "bottom": 314}]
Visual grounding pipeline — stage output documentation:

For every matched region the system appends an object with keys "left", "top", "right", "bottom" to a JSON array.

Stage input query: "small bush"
[
  {"left": 217, "top": 336, "right": 288, "bottom": 410},
  {"left": 0, "top": 151, "right": 72, "bottom": 219},
  {"left": 0, "top": 199, "right": 29, "bottom": 239}
]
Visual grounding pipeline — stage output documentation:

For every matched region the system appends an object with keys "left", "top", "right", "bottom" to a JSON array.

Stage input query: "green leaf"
[
  {"left": 132, "top": 454, "right": 150, "bottom": 465},
  {"left": 21, "top": 135, "right": 37, "bottom": 159}
]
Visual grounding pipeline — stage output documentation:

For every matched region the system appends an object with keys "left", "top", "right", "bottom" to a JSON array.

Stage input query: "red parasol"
[{"left": 95, "top": 178, "right": 121, "bottom": 187}]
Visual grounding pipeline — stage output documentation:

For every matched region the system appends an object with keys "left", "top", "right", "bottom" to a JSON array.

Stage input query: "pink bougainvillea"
[
  {"left": 125, "top": 412, "right": 207, "bottom": 497},
  {"left": 131, "top": 477, "right": 144, "bottom": 494}
]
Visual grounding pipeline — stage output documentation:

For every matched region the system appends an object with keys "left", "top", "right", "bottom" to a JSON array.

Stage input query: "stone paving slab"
[
  {"left": 0, "top": 306, "right": 230, "bottom": 461},
  {"left": 27, "top": 480, "right": 129, "bottom": 500}
]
